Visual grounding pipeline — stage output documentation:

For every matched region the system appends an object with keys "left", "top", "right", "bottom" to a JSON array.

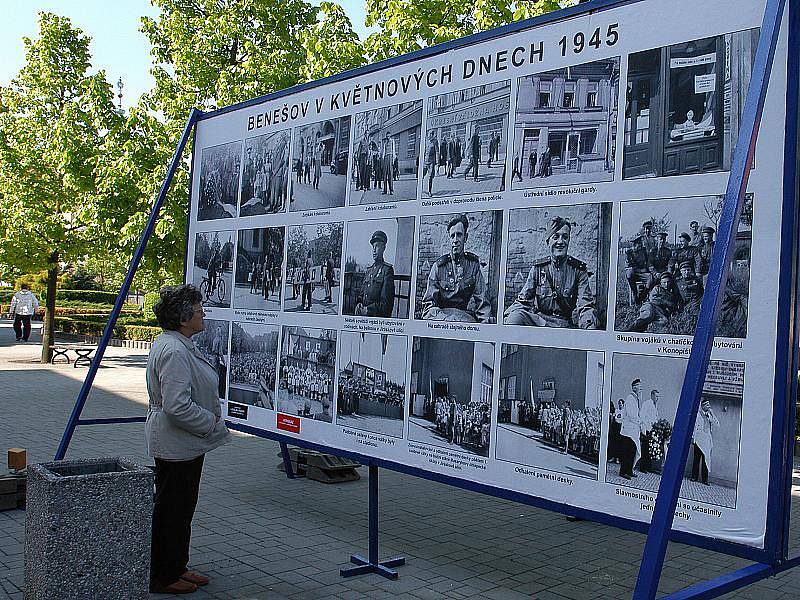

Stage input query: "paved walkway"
[{"left": 0, "top": 319, "right": 799, "bottom": 599}]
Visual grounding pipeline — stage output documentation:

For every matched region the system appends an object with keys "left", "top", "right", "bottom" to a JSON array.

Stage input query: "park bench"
[{"left": 50, "top": 343, "right": 97, "bottom": 368}]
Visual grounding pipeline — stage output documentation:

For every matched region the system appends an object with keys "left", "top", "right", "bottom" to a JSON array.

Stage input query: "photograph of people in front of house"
[
  {"left": 233, "top": 227, "right": 284, "bottom": 311},
  {"left": 284, "top": 222, "right": 343, "bottom": 314},
  {"left": 229, "top": 322, "right": 279, "bottom": 409},
  {"left": 239, "top": 129, "right": 290, "bottom": 216},
  {"left": 606, "top": 353, "right": 744, "bottom": 509},
  {"left": 192, "top": 230, "right": 235, "bottom": 308},
  {"left": 495, "top": 345, "right": 604, "bottom": 480},
  {"left": 290, "top": 117, "right": 351, "bottom": 211},
  {"left": 615, "top": 195, "right": 752, "bottom": 338},
  {"left": 277, "top": 327, "right": 337, "bottom": 422},
  {"left": 197, "top": 140, "right": 241, "bottom": 221},
  {"left": 408, "top": 337, "right": 494, "bottom": 457}
]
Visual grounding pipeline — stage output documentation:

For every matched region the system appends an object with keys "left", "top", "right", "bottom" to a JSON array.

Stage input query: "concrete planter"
[{"left": 24, "top": 457, "right": 154, "bottom": 600}]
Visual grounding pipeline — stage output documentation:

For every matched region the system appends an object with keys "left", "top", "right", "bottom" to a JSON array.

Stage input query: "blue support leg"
[{"left": 280, "top": 442, "right": 296, "bottom": 479}]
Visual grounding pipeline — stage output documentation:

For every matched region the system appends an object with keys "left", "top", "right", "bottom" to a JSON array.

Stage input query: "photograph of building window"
[
  {"left": 193, "top": 319, "right": 230, "bottom": 400},
  {"left": 290, "top": 116, "right": 351, "bottom": 211},
  {"left": 197, "top": 141, "right": 241, "bottom": 221},
  {"left": 350, "top": 102, "right": 422, "bottom": 205},
  {"left": 233, "top": 227, "right": 284, "bottom": 311},
  {"left": 495, "top": 345, "right": 604, "bottom": 480},
  {"left": 229, "top": 322, "right": 280, "bottom": 409},
  {"left": 192, "top": 230, "right": 235, "bottom": 308},
  {"left": 239, "top": 130, "right": 290, "bottom": 216},
  {"left": 277, "top": 327, "right": 337, "bottom": 422},
  {"left": 284, "top": 222, "right": 343, "bottom": 315},
  {"left": 622, "top": 28, "right": 758, "bottom": 179},
  {"left": 511, "top": 58, "right": 619, "bottom": 189},
  {"left": 421, "top": 80, "right": 510, "bottom": 198}
]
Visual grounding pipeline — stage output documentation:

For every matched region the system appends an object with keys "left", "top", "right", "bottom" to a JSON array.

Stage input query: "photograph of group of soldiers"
[
  {"left": 495, "top": 346, "right": 604, "bottom": 479},
  {"left": 193, "top": 319, "right": 230, "bottom": 400},
  {"left": 277, "top": 327, "right": 337, "bottom": 422},
  {"left": 197, "top": 140, "right": 241, "bottom": 221},
  {"left": 606, "top": 353, "right": 743, "bottom": 508},
  {"left": 503, "top": 204, "right": 611, "bottom": 329},
  {"left": 233, "top": 227, "right": 284, "bottom": 311},
  {"left": 290, "top": 117, "right": 351, "bottom": 212},
  {"left": 615, "top": 195, "right": 751, "bottom": 337},
  {"left": 228, "top": 322, "right": 279, "bottom": 409},
  {"left": 284, "top": 222, "right": 343, "bottom": 314},
  {"left": 335, "top": 331, "right": 407, "bottom": 438},
  {"left": 239, "top": 130, "right": 290, "bottom": 216},
  {"left": 192, "top": 230, "right": 234, "bottom": 308}
]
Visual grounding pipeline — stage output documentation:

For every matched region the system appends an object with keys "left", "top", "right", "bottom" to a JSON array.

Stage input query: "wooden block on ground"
[{"left": 8, "top": 448, "right": 26, "bottom": 471}]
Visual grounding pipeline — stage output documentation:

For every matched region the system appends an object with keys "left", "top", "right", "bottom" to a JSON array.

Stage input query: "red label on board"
[{"left": 277, "top": 413, "right": 301, "bottom": 434}]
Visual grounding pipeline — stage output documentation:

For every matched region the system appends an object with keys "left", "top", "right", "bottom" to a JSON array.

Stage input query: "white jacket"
[{"left": 10, "top": 290, "right": 40, "bottom": 316}]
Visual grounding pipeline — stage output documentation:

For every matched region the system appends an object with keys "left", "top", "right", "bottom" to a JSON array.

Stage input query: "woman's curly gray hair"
[{"left": 153, "top": 284, "right": 203, "bottom": 331}]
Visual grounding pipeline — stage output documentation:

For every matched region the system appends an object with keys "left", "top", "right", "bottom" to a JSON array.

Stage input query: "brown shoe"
[
  {"left": 181, "top": 570, "right": 211, "bottom": 586},
  {"left": 150, "top": 578, "right": 198, "bottom": 594}
]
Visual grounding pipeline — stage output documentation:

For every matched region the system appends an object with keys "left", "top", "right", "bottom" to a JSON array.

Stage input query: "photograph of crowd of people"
[
  {"left": 615, "top": 195, "right": 751, "bottom": 337},
  {"left": 606, "top": 353, "right": 743, "bottom": 508},
  {"left": 511, "top": 57, "right": 619, "bottom": 189},
  {"left": 277, "top": 327, "right": 337, "bottom": 422},
  {"left": 414, "top": 211, "right": 503, "bottom": 323},
  {"left": 335, "top": 331, "right": 407, "bottom": 438},
  {"left": 409, "top": 337, "right": 494, "bottom": 457},
  {"left": 503, "top": 203, "right": 611, "bottom": 329},
  {"left": 192, "top": 230, "right": 234, "bottom": 308},
  {"left": 342, "top": 217, "right": 415, "bottom": 319},
  {"left": 233, "top": 227, "right": 284, "bottom": 311},
  {"left": 350, "top": 102, "right": 422, "bottom": 205},
  {"left": 239, "top": 130, "right": 290, "bottom": 216},
  {"left": 193, "top": 319, "right": 230, "bottom": 400},
  {"left": 421, "top": 81, "right": 510, "bottom": 198},
  {"left": 290, "top": 117, "right": 351, "bottom": 211},
  {"left": 284, "top": 222, "right": 343, "bottom": 314},
  {"left": 197, "top": 140, "right": 241, "bottom": 221},
  {"left": 228, "top": 322, "right": 279, "bottom": 409},
  {"left": 495, "top": 345, "right": 604, "bottom": 480}
]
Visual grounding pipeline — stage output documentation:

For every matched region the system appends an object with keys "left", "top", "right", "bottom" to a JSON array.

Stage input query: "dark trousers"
[
  {"left": 151, "top": 455, "right": 205, "bottom": 587},
  {"left": 301, "top": 283, "right": 312, "bottom": 309},
  {"left": 691, "top": 443, "right": 709, "bottom": 483},
  {"left": 13, "top": 315, "right": 32, "bottom": 341},
  {"left": 619, "top": 437, "right": 636, "bottom": 477},
  {"left": 639, "top": 433, "right": 651, "bottom": 473}
]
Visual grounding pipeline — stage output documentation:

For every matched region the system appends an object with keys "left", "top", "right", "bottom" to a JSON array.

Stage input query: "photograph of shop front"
[
  {"left": 336, "top": 331, "right": 407, "bottom": 438},
  {"left": 229, "top": 322, "right": 280, "bottom": 409},
  {"left": 284, "top": 222, "right": 343, "bottom": 314},
  {"left": 606, "top": 353, "right": 743, "bottom": 509},
  {"left": 290, "top": 116, "right": 351, "bottom": 211},
  {"left": 408, "top": 337, "right": 494, "bottom": 457},
  {"left": 421, "top": 80, "right": 510, "bottom": 198},
  {"left": 233, "top": 226, "right": 284, "bottom": 311},
  {"left": 510, "top": 58, "right": 619, "bottom": 189},
  {"left": 623, "top": 28, "right": 758, "bottom": 179},
  {"left": 197, "top": 140, "right": 241, "bottom": 221},
  {"left": 277, "top": 326, "right": 337, "bottom": 422},
  {"left": 350, "top": 101, "right": 422, "bottom": 205},
  {"left": 239, "top": 130, "right": 291, "bottom": 216},
  {"left": 193, "top": 319, "right": 230, "bottom": 400},
  {"left": 495, "top": 345, "right": 604, "bottom": 480},
  {"left": 192, "top": 230, "right": 235, "bottom": 308}
]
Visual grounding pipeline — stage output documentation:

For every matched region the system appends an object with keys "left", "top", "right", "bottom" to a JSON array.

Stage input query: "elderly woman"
[{"left": 147, "top": 284, "right": 231, "bottom": 594}]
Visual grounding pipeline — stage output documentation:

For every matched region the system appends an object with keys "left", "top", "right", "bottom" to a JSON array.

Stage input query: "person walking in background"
[
  {"left": 301, "top": 250, "right": 314, "bottom": 311},
  {"left": 10, "top": 284, "right": 39, "bottom": 342},
  {"left": 422, "top": 131, "right": 438, "bottom": 196},
  {"left": 463, "top": 131, "right": 481, "bottom": 181}
]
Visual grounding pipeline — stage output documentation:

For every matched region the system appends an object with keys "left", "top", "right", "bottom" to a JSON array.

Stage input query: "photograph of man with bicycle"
[{"left": 193, "top": 230, "right": 234, "bottom": 308}]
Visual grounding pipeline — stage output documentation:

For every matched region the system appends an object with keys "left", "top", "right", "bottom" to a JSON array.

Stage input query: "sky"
[{"left": 0, "top": 0, "right": 371, "bottom": 109}]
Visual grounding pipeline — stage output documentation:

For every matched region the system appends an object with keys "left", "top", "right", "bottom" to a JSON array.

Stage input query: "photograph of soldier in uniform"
[
  {"left": 606, "top": 353, "right": 744, "bottom": 509},
  {"left": 192, "top": 230, "right": 235, "bottom": 308},
  {"left": 511, "top": 58, "right": 619, "bottom": 189},
  {"left": 336, "top": 331, "right": 407, "bottom": 438},
  {"left": 197, "top": 140, "right": 241, "bottom": 221},
  {"left": 495, "top": 345, "right": 604, "bottom": 480},
  {"left": 503, "top": 203, "right": 612, "bottom": 329},
  {"left": 193, "top": 319, "right": 230, "bottom": 400},
  {"left": 350, "top": 102, "right": 422, "bottom": 205},
  {"left": 277, "top": 327, "right": 337, "bottom": 422},
  {"left": 290, "top": 117, "right": 351, "bottom": 212},
  {"left": 233, "top": 227, "right": 284, "bottom": 311},
  {"left": 414, "top": 211, "right": 503, "bottom": 323},
  {"left": 421, "top": 80, "right": 510, "bottom": 198},
  {"left": 409, "top": 337, "right": 495, "bottom": 457},
  {"left": 284, "top": 222, "right": 343, "bottom": 315},
  {"left": 615, "top": 195, "right": 752, "bottom": 338},
  {"left": 228, "top": 322, "right": 279, "bottom": 409},
  {"left": 239, "top": 130, "right": 290, "bottom": 216},
  {"left": 342, "top": 217, "right": 415, "bottom": 319}
]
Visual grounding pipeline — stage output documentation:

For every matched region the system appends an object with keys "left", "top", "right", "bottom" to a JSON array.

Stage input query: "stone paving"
[{"left": 0, "top": 319, "right": 799, "bottom": 599}]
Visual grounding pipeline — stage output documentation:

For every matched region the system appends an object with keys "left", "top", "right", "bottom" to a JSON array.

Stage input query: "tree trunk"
[{"left": 40, "top": 251, "right": 59, "bottom": 363}]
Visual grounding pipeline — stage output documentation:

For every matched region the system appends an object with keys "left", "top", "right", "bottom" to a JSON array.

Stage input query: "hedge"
[
  {"left": 0, "top": 289, "right": 122, "bottom": 304},
  {"left": 1, "top": 304, "right": 141, "bottom": 316},
  {"left": 54, "top": 317, "right": 161, "bottom": 342}
]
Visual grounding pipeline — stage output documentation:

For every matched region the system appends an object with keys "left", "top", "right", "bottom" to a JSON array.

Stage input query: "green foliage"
[
  {"left": 54, "top": 316, "right": 161, "bottom": 342},
  {"left": 300, "top": 2, "right": 365, "bottom": 81},
  {"left": 60, "top": 266, "right": 105, "bottom": 290},
  {"left": 143, "top": 291, "right": 161, "bottom": 321},
  {"left": 55, "top": 289, "right": 120, "bottom": 304}
]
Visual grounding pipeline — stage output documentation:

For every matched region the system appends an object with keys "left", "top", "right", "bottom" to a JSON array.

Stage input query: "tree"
[
  {"left": 0, "top": 13, "right": 122, "bottom": 362},
  {"left": 300, "top": 2, "right": 365, "bottom": 81}
]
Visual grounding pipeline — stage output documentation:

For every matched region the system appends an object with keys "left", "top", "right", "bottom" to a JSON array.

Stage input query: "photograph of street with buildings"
[
  {"left": 290, "top": 117, "right": 351, "bottom": 211},
  {"left": 233, "top": 227, "right": 284, "bottom": 311},
  {"left": 277, "top": 327, "right": 338, "bottom": 422}
]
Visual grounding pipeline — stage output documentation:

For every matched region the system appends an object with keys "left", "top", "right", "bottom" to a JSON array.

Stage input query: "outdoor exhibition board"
[{"left": 185, "top": 0, "right": 788, "bottom": 551}]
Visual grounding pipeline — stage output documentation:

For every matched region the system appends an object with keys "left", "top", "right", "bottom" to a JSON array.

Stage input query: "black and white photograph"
[
  {"left": 615, "top": 195, "right": 751, "bottom": 338},
  {"left": 336, "top": 331, "right": 407, "bottom": 438},
  {"left": 350, "top": 102, "right": 422, "bottom": 205},
  {"left": 606, "top": 353, "right": 744, "bottom": 509},
  {"left": 414, "top": 211, "right": 503, "bottom": 323},
  {"left": 197, "top": 141, "right": 241, "bottom": 220},
  {"left": 229, "top": 322, "right": 280, "bottom": 408},
  {"left": 623, "top": 28, "right": 758, "bottom": 179},
  {"left": 511, "top": 57, "right": 619, "bottom": 189},
  {"left": 239, "top": 130, "right": 291, "bottom": 216},
  {"left": 284, "top": 222, "right": 343, "bottom": 314},
  {"left": 495, "top": 345, "right": 604, "bottom": 480},
  {"left": 192, "top": 230, "right": 235, "bottom": 308},
  {"left": 342, "top": 217, "right": 415, "bottom": 319},
  {"left": 290, "top": 117, "right": 351, "bottom": 211},
  {"left": 193, "top": 319, "right": 230, "bottom": 400},
  {"left": 278, "top": 327, "right": 337, "bottom": 422},
  {"left": 503, "top": 203, "right": 612, "bottom": 329},
  {"left": 421, "top": 80, "right": 510, "bottom": 198},
  {"left": 409, "top": 337, "right": 495, "bottom": 457},
  {"left": 233, "top": 227, "right": 285, "bottom": 311}
]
